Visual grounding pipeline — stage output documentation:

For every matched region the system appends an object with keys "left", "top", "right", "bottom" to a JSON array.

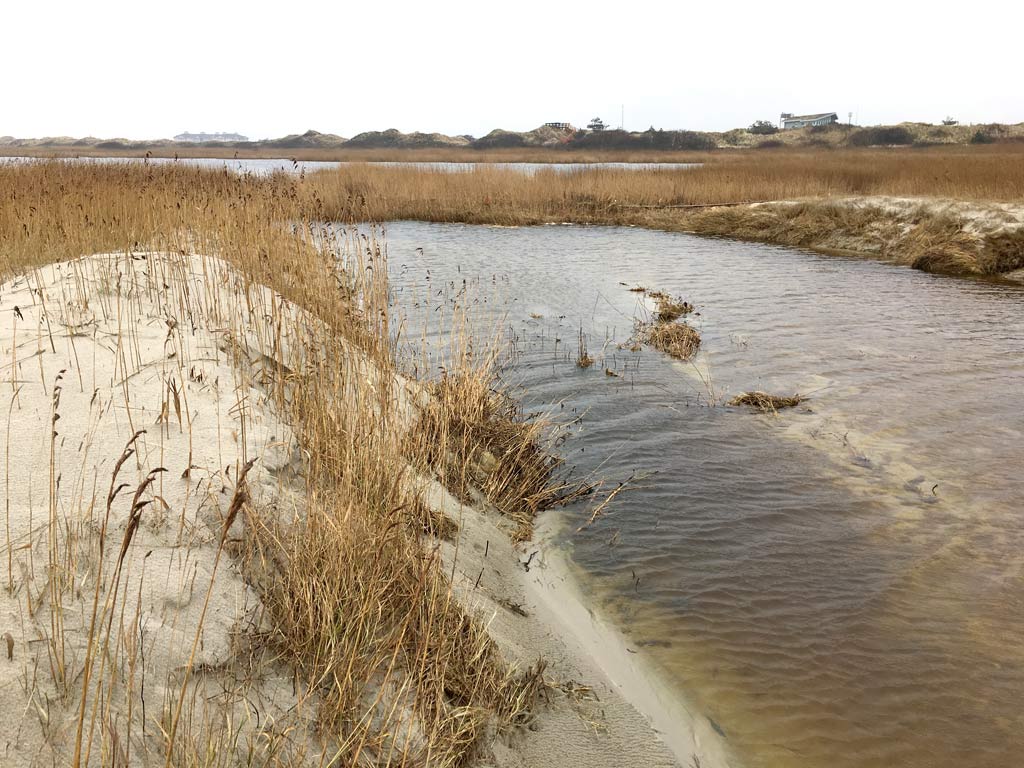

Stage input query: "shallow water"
[
  {"left": 0, "top": 156, "right": 696, "bottom": 176},
  {"left": 382, "top": 221, "right": 1024, "bottom": 768}
]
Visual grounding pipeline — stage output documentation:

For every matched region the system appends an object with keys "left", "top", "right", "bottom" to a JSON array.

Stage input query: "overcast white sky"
[{"left": 3, "top": 0, "right": 1021, "bottom": 140}]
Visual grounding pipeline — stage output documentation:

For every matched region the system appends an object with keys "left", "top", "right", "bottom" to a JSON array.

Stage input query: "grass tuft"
[
  {"left": 576, "top": 328, "right": 595, "bottom": 369},
  {"left": 413, "top": 370, "right": 564, "bottom": 542},
  {"left": 729, "top": 391, "right": 805, "bottom": 412},
  {"left": 647, "top": 291, "right": 694, "bottom": 322},
  {"left": 639, "top": 322, "right": 702, "bottom": 360}
]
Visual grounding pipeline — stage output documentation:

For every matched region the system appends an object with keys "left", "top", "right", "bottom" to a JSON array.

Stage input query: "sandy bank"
[
  {"left": 418, "top": 478, "right": 736, "bottom": 768},
  {"left": 680, "top": 195, "right": 1024, "bottom": 278},
  {"left": 0, "top": 251, "right": 734, "bottom": 767},
  {"left": 0, "top": 252, "right": 321, "bottom": 766}
]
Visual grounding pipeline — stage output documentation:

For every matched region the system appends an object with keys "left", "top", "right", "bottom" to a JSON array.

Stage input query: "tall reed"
[{"left": 0, "top": 161, "right": 551, "bottom": 766}]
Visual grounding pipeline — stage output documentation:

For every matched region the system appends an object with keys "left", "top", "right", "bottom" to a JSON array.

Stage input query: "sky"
[{"left": 4, "top": 0, "right": 1022, "bottom": 140}]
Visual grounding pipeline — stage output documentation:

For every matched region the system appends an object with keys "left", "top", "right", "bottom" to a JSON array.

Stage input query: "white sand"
[
  {"left": 0, "top": 252, "right": 311, "bottom": 766},
  {"left": 1, "top": 251, "right": 735, "bottom": 767},
  {"left": 750, "top": 195, "right": 1024, "bottom": 272},
  {"left": 837, "top": 195, "right": 1024, "bottom": 238}
]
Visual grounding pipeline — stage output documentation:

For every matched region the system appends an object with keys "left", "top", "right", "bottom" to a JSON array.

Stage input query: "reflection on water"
[
  {"left": 383, "top": 221, "right": 1024, "bottom": 768},
  {"left": 0, "top": 155, "right": 697, "bottom": 176}
]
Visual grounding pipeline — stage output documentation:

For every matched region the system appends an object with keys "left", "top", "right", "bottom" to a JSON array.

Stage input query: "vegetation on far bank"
[
  {"left": 302, "top": 145, "right": 1024, "bottom": 210},
  {"left": 292, "top": 146, "right": 1024, "bottom": 276}
]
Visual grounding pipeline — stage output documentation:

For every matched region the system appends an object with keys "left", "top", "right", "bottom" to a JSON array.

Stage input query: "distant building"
[
  {"left": 173, "top": 132, "right": 249, "bottom": 143},
  {"left": 780, "top": 113, "right": 839, "bottom": 130},
  {"left": 543, "top": 122, "right": 575, "bottom": 132}
]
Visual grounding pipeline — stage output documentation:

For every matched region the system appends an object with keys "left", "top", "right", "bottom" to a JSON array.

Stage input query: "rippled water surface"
[
  {"left": 0, "top": 156, "right": 696, "bottom": 175},
  {"left": 382, "top": 221, "right": 1024, "bottom": 768}
]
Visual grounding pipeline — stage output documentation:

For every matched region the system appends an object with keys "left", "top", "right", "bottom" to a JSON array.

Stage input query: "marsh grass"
[
  {"left": 0, "top": 145, "right": 715, "bottom": 164},
  {"left": 6, "top": 148, "right": 1024, "bottom": 277},
  {"left": 294, "top": 148, "right": 1024, "bottom": 275},
  {"left": 299, "top": 146, "right": 1024, "bottom": 223},
  {"left": 0, "top": 161, "right": 557, "bottom": 767}
]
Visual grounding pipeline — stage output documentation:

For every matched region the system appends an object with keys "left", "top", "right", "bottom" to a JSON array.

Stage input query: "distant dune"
[{"left": 3, "top": 121, "right": 1024, "bottom": 158}]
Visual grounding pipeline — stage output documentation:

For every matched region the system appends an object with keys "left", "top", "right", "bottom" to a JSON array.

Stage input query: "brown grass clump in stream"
[
  {"left": 576, "top": 328, "right": 595, "bottom": 369},
  {"left": 0, "top": 160, "right": 554, "bottom": 766},
  {"left": 631, "top": 285, "right": 702, "bottom": 360},
  {"left": 647, "top": 291, "right": 694, "bottom": 322},
  {"left": 639, "top": 321, "right": 702, "bottom": 360},
  {"left": 729, "top": 392, "right": 805, "bottom": 412}
]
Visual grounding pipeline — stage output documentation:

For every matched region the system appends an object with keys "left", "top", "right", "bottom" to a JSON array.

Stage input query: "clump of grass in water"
[
  {"left": 639, "top": 321, "right": 702, "bottom": 360},
  {"left": 647, "top": 290, "right": 694, "bottom": 322},
  {"left": 629, "top": 284, "right": 701, "bottom": 360},
  {"left": 729, "top": 391, "right": 805, "bottom": 412},
  {"left": 576, "top": 328, "right": 594, "bottom": 369}
]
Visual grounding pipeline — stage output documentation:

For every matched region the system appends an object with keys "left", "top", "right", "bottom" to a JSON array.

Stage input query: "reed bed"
[
  {"left": 291, "top": 147, "right": 1024, "bottom": 275},
  {"left": 296, "top": 146, "right": 1024, "bottom": 221},
  {"left": 0, "top": 161, "right": 554, "bottom": 766}
]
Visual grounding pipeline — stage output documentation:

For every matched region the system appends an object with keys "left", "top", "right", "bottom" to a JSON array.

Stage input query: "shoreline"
[
  {"left": 421, "top": 475, "right": 737, "bottom": 768},
  {"left": 527, "top": 513, "right": 737, "bottom": 767},
  {"left": 393, "top": 196, "right": 1024, "bottom": 281},
  {"left": 4, "top": 120, "right": 1024, "bottom": 160},
  {"left": 0, "top": 249, "right": 733, "bottom": 767}
]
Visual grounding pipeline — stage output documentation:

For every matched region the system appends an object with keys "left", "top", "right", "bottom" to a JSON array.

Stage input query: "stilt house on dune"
[{"left": 780, "top": 112, "right": 839, "bottom": 130}]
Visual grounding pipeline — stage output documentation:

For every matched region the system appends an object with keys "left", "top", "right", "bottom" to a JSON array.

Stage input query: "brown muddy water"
[{"left": 380, "top": 221, "right": 1024, "bottom": 768}]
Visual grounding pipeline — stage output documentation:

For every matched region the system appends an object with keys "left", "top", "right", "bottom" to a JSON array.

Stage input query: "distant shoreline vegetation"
[{"left": 3, "top": 121, "right": 1024, "bottom": 161}]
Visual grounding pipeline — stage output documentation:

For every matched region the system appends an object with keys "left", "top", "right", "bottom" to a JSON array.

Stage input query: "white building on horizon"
[{"left": 779, "top": 113, "right": 839, "bottom": 130}]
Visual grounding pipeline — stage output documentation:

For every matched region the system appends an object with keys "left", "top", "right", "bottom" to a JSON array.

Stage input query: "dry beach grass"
[{"left": 0, "top": 162, "right": 563, "bottom": 767}]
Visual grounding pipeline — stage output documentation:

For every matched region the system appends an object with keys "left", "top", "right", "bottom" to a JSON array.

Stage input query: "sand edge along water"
[{"left": 0, "top": 251, "right": 734, "bottom": 768}]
